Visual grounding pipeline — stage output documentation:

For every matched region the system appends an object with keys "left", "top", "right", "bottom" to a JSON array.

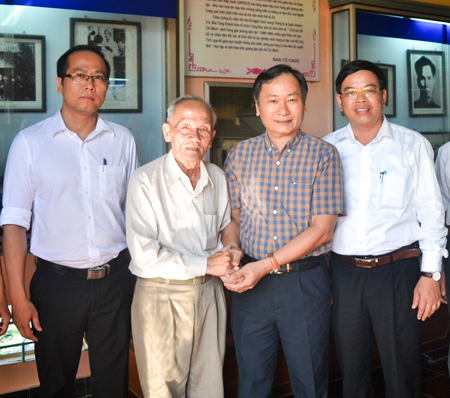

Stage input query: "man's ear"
[
  {"left": 336, "top": 93, "right": 343, "bottom": 112},
  {"left": 255, "top": 100, "right": 260, "bottom": 117},
  {"left": 162, "top": 123, "right": 171, "bottom": 142},
  {"left": 56, "top": 77, "right": 63, "bottom": 94},
  {"left": 209, "top": 129, "right": 216, "bottom": 147}
]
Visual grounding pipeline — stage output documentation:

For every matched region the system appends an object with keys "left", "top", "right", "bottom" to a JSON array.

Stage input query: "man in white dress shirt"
[
  {"left": 1, "top": 45, "right": 139, "bottom": 397},
  {"left": 435, "top": 142, "right": 450, "bottom": 374},
  {"left": 324, "top": 60, "right": 447, "bottom": 398},
  {"left": 126, "top": 95, "right": 242, "bottom": 398}
]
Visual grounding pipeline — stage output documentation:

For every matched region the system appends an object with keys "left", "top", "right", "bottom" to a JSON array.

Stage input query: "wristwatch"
[
  {"left": 267, "top": 252, "right": 282, "bottom": 274},
  {"left": 421, "top": 271, "right": 441, "bottom": 281}
]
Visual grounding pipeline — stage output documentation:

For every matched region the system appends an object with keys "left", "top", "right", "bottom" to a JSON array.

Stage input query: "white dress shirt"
[
  {"left": 126, "top": 150, "right": 231, "bottom": 280},
  {"left": 436, "top": 141, "right": 450, "bottom": 226},
  {"left": 1, "top": 111, "right": 139, "bottom": 268},
  {"left": 324, "top": 117, "right": 447, "bottom": 272}
]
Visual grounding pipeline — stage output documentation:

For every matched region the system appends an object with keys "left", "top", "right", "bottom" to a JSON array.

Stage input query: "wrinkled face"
[
  {"left": 417, "top": 65, "right": 435, "bottom": 102},
  {"left": 337, "top": 70, "right": 386, "bottom": 132},
  {"left": 255, "top": 73, "right": 305, "bottom": 140},
  {"left": 56, "top": 50, "right": 108, "bottom": 116},
  {"left": 163, "top": 100, "right": 215, "bottom": 168}
]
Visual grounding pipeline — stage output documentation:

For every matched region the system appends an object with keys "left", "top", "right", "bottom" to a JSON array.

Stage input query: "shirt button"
[
  {"left": 287, "top": 149, "right": 291, "bottom": 152},
  {"left": 269, "top": 148, "right": 272, "bottom": 152},
  {"left": 276, "top": 161, "right": 280, "bottom": 166},
  {"left": 84, "top": 166, "right": 87, "bottom": 170},
  {"left": 85, "top": 191, "right": 89, "bottom": 195},
  {"left": 90, "top": 241, "right": 93, "bottom": 245},
  {"left": 88, "top": 216, "right": 91, "bottom": 220},
  {"left": 273, "top": 236, "right": 278, "bottom": 240},
  {"left": 274, "top": 186, "right": 278, "bottom": 191},
  {"left": 273, "top": 210, "right": 277, "bottom": 215}
]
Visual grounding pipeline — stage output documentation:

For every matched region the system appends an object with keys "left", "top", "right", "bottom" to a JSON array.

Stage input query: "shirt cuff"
[
  {"left": 0, "top": 206, "right": 32, "bottom": 229},
  {"left": 183, "top": 254, "right": 208, "bottom": 277},
  {"left": 421, "top": 250, "right": 444, "bottom": 272}
]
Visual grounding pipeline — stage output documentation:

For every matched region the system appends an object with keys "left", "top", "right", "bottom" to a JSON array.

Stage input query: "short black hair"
[
  {"left": 414, "top": 56, "right": 436, "bottom": 77},
  {"left": 57, "top": 45, "right": 110, "bottom": 81},
  {"left": 253, "top": 64, "right": 308, "bottom": 103},
  {"left": 335, "top": 60, "right": 386, "bottom": 94}
]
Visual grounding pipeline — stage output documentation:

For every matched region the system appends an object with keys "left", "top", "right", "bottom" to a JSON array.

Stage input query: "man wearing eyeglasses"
[
  {"left": 324, "top": 60, "right": 446, "bottom": 398},
  {"left": 1, "top": 45, "right": 139, "bottom": 397}
]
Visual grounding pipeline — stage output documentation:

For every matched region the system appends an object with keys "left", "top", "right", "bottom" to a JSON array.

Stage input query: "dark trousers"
[
  {"left": 231, "top": 259, "right": 330, "bottom": 398},
  {"left": 330, "top": 253, "right": 422, "bottom": 398},
  {"left": 30, "top": 253, "right": 136, "bottom": 398}
]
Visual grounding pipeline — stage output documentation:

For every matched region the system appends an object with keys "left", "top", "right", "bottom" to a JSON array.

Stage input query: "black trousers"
[
  {"left": 30, "top": 252, "right": 136, "bottom": 398},
  {"left": 330, "top": 253, "right": 422, "bottom": 398},
  {"left": 231, "top": 259, "right": 330, "bottom": 398}
]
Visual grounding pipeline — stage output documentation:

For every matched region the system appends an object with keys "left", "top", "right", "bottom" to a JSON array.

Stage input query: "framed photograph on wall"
[
  {"left": 376, "top": 63, "right": 396, "bottom": 117},
  {"left": 71, "top": 18, "right": 142, "bottom": 113},
  {"left": 407, "top": 50, "right": 445, "bottom": 117},
  {"left": 0, "top": 34, "right": 46, "bottom": 112}
]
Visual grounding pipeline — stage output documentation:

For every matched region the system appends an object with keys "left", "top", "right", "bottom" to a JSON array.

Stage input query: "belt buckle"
[
  {"left": 87, "top": 264, "right": 110, "bottom": 280},
  {"left": 193, "top": 276, "right": 206, "bottom": 285},
  {"left": 354, "top": 258, "right": 378, "bottom": 269},
  {"left": 270, "top": 268, "right": 284, "bottom": 275}
]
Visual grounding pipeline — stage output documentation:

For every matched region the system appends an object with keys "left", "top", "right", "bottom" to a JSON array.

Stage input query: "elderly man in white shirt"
[
  {"left": 127, "top": 94, "right": 242, "bottom": 398},
  {"left": 1, "top": 45, "right": 139, "bottom": 397},
  {"left": 324, "top": 60, "right": 447, "bottom": 398}
]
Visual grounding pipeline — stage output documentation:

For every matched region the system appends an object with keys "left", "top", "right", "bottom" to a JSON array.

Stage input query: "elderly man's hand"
[
  {"left": 206, "top": 245, "right": 240, "bottom": 276},
  {"left": 222, "top": 258, "right": 272, "bottom": 293}
]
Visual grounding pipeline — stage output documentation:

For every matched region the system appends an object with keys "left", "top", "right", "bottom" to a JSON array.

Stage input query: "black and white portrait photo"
[{"left": 407, "top": 50, "right": 445, "bottom": 117}]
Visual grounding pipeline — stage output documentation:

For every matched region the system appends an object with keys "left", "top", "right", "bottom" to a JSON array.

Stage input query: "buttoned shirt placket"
[{"left": 76, "top": 131, "right": 101, "bottom": 266}]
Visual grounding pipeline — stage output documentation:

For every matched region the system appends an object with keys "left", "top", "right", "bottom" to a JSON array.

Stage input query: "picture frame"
[
  {"left": 0, "top": 34, "right": 46, "bottom": 112},
  {"left": 71, "top": 18, "right": 142, "bottom": 113},
  {"left": 376, "top": 63, "right": 396, "bottom": 117},
  {"left": 407, "top": 50, "right": 445, "bottom": 117}
]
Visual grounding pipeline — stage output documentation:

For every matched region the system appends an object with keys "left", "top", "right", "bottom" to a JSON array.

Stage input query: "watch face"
[{"left": 433, "top": 272, "right": 441, "bottom": 281}]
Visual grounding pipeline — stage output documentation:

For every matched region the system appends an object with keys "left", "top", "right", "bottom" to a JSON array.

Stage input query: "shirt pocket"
[
  {"left": 201, "top": 214, "right": 220, "bottom": 251},
  {"left": 376, "top": 173, "right": 406, "bottom": 210},
  {"left": 99, "top": 165, "right": 126, "bottom": 201}
]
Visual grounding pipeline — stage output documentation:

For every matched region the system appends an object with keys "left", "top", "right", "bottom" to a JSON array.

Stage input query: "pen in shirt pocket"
[
  {"left": 379, "top": 170, "right": 387, "bottom": 183},
  {"left": 102, "top": 158, "right": 107, "bottom": 172}
]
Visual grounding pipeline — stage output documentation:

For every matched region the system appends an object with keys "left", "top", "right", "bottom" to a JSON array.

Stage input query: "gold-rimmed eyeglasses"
[
  {"left": 64, "top": 73, "right": 109, "bottom": 85},
  {"left": 341, "top": 86, "right": 381, "bottom": 99}
]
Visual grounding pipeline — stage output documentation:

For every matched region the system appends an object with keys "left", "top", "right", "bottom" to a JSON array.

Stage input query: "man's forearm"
[
  {"left": 271, "top": 214, "right": 337, "bottom": 266},
  {"left": 3, "top": 224, "right": 28, "bottom": 303}
]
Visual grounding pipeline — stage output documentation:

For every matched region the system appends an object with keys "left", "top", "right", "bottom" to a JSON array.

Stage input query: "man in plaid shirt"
[{"left": 222, "top": 64, "right": 346, "bottom": 397}]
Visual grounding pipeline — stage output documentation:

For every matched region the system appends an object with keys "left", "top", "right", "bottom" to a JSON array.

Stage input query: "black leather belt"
[
  {"left": 36, "top": 249, "right": 130, "bottom": 280},
  {"left": 335, "top": 242, "right": 421, "bottom": 269},
  {"left": 241, "top": 253, "right": 323, "bottom": 274}
]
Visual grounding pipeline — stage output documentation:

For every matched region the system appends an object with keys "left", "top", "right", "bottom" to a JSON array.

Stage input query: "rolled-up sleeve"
[{"left": 1, "top": 132, "right": 34, "bottom": 229}]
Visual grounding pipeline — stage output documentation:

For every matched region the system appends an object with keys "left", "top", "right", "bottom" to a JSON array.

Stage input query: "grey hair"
[{"left": 166, "top": 94, "right": 217, "bottom": 128}]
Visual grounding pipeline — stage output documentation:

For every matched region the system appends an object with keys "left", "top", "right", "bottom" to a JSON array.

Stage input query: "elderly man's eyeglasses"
[
  {"left": 64, "top": 73, "right": 109, "bottom": 85},
  {"left": 341, "top": 86, "right": 381, "bottom": 99}
]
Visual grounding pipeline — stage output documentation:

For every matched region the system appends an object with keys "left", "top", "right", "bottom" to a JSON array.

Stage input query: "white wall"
[{"left": 0, "top": 5, "right": 167, "bottom": 174}]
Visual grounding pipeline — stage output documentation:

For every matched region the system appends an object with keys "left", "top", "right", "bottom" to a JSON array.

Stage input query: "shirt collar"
[
  {"left": 164, "top": 150, "right": 213, "bottom": 192},
  {"left": 339, "top": 115, "right": 394, "bottom": 144},
  {"left": 264, "top": 131, "right": 302, "bottom": 154},
  {"left": 51, "top": 110, "right": 115, "bottom": 139}
]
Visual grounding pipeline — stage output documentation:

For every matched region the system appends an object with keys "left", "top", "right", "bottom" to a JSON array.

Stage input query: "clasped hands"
[{"left": 206, "top": 244, "right": 243, "bottom": 277}]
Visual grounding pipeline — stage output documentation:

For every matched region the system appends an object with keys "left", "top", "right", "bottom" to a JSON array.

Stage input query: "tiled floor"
[{"left": 327, "top": 349, "right": 450, "bottom": 398}]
